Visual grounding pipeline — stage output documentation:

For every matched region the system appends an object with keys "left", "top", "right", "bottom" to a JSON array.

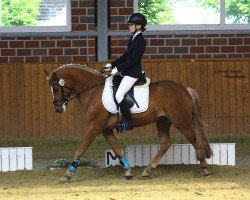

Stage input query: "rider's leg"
[
  {"left": 115, "top": 76, "right": 138, "bottom": 104},
  {"left": 119, "top": 99, "right": 132, "bottom": 121},
  {"left": 115, "top": 76, "right": 138, "bottom": 131}
]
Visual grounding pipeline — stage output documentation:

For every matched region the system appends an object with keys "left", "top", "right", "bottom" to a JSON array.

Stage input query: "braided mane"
[{"left": 47, "top": 63, "right": 105, "bottom": 80}]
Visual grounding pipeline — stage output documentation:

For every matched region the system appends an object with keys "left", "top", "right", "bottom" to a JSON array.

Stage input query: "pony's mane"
[{"left": 48, "top": 63, "right": 104, "bottom": 80}]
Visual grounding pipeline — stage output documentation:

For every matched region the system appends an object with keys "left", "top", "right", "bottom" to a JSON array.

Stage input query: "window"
[
  {"left": 0, "top": 0, "right": 71, "bottom": 32},
  {"left": 134, "top": 0, "right": 250, "bottom": 30}
]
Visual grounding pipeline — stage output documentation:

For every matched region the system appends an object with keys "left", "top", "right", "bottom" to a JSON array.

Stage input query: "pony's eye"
[
  {"left": 51, "top": 85, "right": 59, "bottom": 92},
  {"left": 54, "top": 88, "right": 59, "bottom": 92}
]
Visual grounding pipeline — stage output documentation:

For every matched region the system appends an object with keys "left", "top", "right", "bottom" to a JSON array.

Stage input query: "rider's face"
[
  {"left": 128, "top": 23, "right": 136, "bottom": 33},
  {"left": 128, "top": 23, "right": 141, "bottom": 33}
]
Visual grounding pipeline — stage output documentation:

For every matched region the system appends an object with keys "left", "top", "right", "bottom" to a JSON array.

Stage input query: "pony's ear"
[
  {"left": 51, "top": 72, "right": 59, "bottom": 81},
  {"left": 44, "top": 69, "right": 50, "bottom": 76},
  {"left": 43, "top": 69, "right": 49, "bottom": 80},
  {"left": 44, "top": 69, "right": 50, "bottom": 80}
]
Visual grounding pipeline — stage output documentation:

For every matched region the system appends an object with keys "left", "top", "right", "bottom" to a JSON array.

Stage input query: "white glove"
[
  {"left": 105, "top": 63, "right": 112, "bottom": 69},
  {"left": 111, "top": 67, "right": 118, "bottom": 75},
  {"left": 100, "top": 63, "right": 112, "bottom": 74}
]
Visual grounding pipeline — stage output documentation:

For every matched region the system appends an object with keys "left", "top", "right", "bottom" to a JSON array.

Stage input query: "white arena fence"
[
  {"left": 0, "top": 147, "right": 33, "bottom": 172},
  {"left": 105, "top": 143, "right": 235, "bottom": 167}
]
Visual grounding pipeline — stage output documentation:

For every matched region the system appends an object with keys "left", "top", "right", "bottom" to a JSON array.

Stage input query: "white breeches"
[{"left": 115, "top": 76, "right": 138, "bottom": 103}]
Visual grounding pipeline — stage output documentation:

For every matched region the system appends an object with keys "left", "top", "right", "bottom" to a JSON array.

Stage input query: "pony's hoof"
[
  {"left": 141, "top": 168, "right": 152, "bottom": 177},
  {"left": 60, "top": 174, "right": 71, "bottom": 183},
  {"left": 124, "top": 169, "right": 133, "bottom": 180},
  {"left": 202, "top": 169, "right": 211, "bottom": 176}
]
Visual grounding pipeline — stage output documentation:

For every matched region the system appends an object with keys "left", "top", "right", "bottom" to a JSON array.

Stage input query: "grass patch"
[
  {"left": 208, "top": 134, "right": 250, "bottom": 145},
  {"left": 0, "top": 134, "right": 249, "bottom": 149}
]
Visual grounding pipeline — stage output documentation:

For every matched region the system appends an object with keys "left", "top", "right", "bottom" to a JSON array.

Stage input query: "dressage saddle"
[{"left": 112, "top": 74, "right": 146, "bottom": 110}]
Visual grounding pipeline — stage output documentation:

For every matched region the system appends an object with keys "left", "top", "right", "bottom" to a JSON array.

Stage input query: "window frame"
[
  {"left": 0, "top": 0, "right": 71, "bottom": 33},
  {"left": 134, "top": 0, "right": 250, "bottom": 31}
]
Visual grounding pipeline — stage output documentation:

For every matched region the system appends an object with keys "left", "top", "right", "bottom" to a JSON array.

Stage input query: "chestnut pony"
[{"left": 45, "top": 64, "right": 212, "bottom": 183}]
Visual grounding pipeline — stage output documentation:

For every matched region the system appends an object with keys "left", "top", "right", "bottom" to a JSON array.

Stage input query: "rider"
[{"left": 101, "top": 13, "right": 147, "bottom": 132}]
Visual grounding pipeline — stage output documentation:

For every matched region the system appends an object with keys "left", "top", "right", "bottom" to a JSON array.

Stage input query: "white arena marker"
[
  {"left": 1, "top": 148, "right": 10, "bottom": 172},
  {"left": 189, "top": 145, "right": 197, "bottom": 164},
  {"left": 0, "top": 147, "right": 33, "bottom": 172},
  {"left": 126, "top": 146, "right": 135, "bottom": 166},
  {"left": 142, "top": 145, "right": 151, "bottom": 166},
  {"left": 105, "top": 150, "right": 120, "bottom": 167},
  {"left": 17, "top": 148, "right": 25, "bottom": 170},
  {"left": 173, "top": 145, "right": 182, "bottom": 164},
  {"left": 181, "top": 145, "right": 190, "bottom": 164},
  {"left": 135, "top": 146, "right": 143, "bottom": 166},
  {"left": 9, "top": 148, "right": 18, "bottom": 171},
  {"left": 212, "top": 144, "right": 220, "bottom": 165},
  {"left": 166, "top": 146, "right": 174, "bottom": 165},
  {"left": 24, "top": 147, "right": 33, "bottom": 170},
  {"left": 227, "top": 144, "right": 235, "bottom": 165}
]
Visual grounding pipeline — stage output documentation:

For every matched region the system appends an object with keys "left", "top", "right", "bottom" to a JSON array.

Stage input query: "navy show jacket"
[{"left": 111, "top": 32, "right": 146, "bottom": 79}]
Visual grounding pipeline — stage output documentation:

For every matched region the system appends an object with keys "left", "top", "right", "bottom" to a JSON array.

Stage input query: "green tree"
[
  {"left": 0, "top": 0, "right": 3, "bottom": 25},
  {"left": 138, "top": 0, "right": 174, "bottom": 24},
  {"left": 197, "top": 0, "right": 250, "bottom": 23},
  {"left": 0, "top": 0, "right": 41, "bottom": 26}
]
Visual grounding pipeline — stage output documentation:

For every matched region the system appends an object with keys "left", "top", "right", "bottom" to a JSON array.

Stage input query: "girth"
[{"left": 112, "top": 74, "right": 146, "bottom": 109}]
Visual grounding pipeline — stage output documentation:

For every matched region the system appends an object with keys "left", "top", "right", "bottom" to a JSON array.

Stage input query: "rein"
[
  {"left": 68, "top": 79, "right": 105, "bottom": 101},
  {"left": 52, "top": 79, "right": 105, "bottom": 105}
]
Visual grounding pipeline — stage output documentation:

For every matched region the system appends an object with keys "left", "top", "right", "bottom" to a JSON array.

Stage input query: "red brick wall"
[
  {"left": 0, "top": 36, "right": 96, "bottom": 63},
  {"left": 72, "top": 0, "right": 96, "bottom": 31},
  {"left": 109, "top": 0, "right": 250, "bottom": 60},
  {"left": 109, "top": 0, "right": 134, "bottom": 31},
  {"left": 0, "top": 0, "right": 250, "bottom": 63},
  {"left": 0, "top": 0, "right": 96, "bottom": 63},
  {"left": 110, "top": 34, "right": 250, "bottom": 60}
]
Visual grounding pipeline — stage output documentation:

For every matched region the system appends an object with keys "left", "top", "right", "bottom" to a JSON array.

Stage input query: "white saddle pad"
[{"left": 102, "top": 76, "right": 150, "bottom": 114}]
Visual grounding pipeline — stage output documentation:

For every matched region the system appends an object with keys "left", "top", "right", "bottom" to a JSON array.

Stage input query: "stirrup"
[{"left": 118, "top": 120, "right": 134, "bottom": 133}]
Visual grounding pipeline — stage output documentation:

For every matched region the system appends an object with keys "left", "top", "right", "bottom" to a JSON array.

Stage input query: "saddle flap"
[
  {"left": 102, "top": 75, "right": 150, "bottom": 114},
  {"left": 112, "top": 74, "right": 149, "bottom": 109}
]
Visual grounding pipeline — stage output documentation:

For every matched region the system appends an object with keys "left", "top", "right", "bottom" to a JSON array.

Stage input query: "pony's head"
[
  {"left": 45, "top": 64, "right": 105, "bottom": 113},
  {"left": 45, "top": 69, "right": 76, "bottom": 113}
]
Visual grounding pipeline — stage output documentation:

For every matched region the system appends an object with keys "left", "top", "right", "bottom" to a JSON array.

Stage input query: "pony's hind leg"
[
  {"left": 142, "top": 118, "right": 171, "bottom": 177},
  {"left": 103, "top": 130, "right": 133, "bottom": 179},
  {"left": 179, "top": 127, "right": 210, "bottom": 176}
]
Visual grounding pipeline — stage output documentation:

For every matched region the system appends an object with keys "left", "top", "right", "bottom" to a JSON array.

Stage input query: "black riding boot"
[{"left": 118, "top": 99, "right": 134, "bottom": 132}]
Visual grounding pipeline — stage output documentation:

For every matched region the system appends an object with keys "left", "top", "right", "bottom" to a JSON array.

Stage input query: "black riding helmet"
[{"left": 127, "top": 13, "right": 147, "bottom": 31}]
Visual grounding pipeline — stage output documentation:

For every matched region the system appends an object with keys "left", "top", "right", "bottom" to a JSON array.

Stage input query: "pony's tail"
[{"left": 186, "top": 87, "right": 212, "bottom": 160}]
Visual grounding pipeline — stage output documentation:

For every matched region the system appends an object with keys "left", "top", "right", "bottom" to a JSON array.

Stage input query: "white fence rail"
[{"left": 0, "top": 147, "right": 33, "bottom": 172}]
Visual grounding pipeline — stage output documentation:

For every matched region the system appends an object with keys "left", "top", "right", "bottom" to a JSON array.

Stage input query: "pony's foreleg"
[
  {"left": 103, "top": 130, "right": 133, "bottom": 179},
  {"left": 60, "top": 127, "right": 100, "bottom": 183},
  {"left": 142, "top": 119, "right": 171, "bottom": 177}
]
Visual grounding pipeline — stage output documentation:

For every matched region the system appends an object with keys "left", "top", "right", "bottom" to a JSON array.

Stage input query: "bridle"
[
  {"left": 50, "top": 79, "right": 105, "bottom": 107},
  {"left": 50, "top": 83, "right": 76, "bottom": 106}
]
